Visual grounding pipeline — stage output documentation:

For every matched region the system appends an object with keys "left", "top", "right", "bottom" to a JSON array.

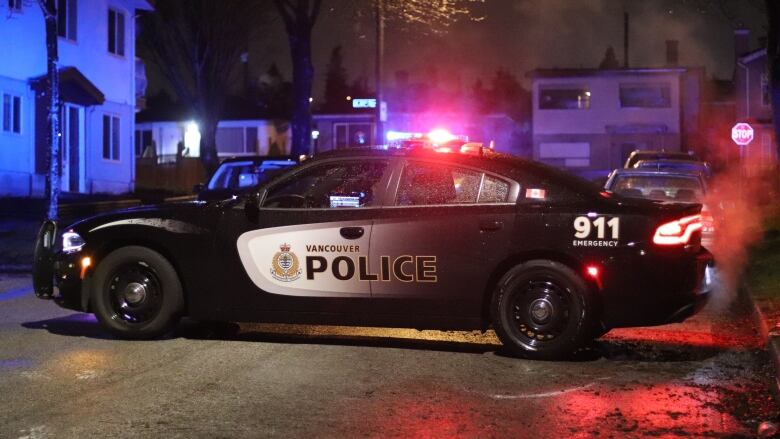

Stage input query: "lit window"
[
  {"left": 57, "top": 0, "right": 77, "bottom": 41},
  {"left": 108, "top": 8, "right": 125, "bottom": 56},
  {"left": 102, "top": 115, "right": 120, "bottom": 160},
  {"left": 539, "top": 87, "right": 590, "bottom": 110},
  {"left": 2, "top": 93, "right": 21, "bottom": 134}
]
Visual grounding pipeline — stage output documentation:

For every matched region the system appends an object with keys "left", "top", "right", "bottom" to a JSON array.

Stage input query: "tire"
[
  {"left": 91, "top": 246, "right": 184, "bottom": 339},
  {"left": 491, "top": 260, "right": 595, "bottom": 360}
]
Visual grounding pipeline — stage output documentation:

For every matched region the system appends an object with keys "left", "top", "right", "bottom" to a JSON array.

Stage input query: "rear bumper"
[{"left": 601, "top": 247, "right": 714, "bottom": 328}]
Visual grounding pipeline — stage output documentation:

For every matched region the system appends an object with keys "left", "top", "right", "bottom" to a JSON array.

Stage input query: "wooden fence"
[{"left": 136, "top": 157, "right": 207, "bottom": 194}]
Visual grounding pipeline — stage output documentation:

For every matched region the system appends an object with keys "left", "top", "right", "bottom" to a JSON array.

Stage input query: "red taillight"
[
  {"left": 653, "top": 214, "right": 703, "bottom": 245},
  {"left": 701, "top": 207, "right": 715, "bottom": 233}
]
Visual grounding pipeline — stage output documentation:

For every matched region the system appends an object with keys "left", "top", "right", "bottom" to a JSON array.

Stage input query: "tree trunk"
[
  {"left": 41, "top": 0, "right": 60, "bottom": 221},
  {"left": 289, "top": 26, "right": 313, "bottom": 156},
  {"left": 198, "top": 114, "right": 220, "bottom": 176}
]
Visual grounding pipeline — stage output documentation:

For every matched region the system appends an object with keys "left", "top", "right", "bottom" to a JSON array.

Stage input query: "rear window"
[{"left": 609, "top": 175, "right": 704, "bottom": 202}]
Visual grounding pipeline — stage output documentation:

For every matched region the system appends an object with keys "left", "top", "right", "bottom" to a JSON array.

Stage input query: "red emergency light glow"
[
  {"left": 586, "top": 266, "right": 599, "bottom": 278},
  {"left": 653, "top": 214, "right": 702, "bottom": 246},
  {"left": 427, "top": 128, "right": 456, "bottom": 145}
]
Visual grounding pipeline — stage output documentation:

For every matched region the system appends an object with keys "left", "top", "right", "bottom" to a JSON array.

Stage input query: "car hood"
[{"left": 64, "top": 201, "right": 210, "bottom": 236}]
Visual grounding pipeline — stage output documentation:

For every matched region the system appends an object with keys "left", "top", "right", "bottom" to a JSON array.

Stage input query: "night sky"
[{"left": 239, "top": 0, "right": 767, "bottom": 99}]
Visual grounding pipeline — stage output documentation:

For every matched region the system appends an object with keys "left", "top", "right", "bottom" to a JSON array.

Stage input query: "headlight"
[{"left": 62, "top": 231, "right": 86, "bottom": 253}]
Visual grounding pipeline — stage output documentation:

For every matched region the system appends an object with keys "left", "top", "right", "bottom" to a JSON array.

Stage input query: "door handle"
[
  {"left": 479, "top": 220, "right": 503, "bottom": 232},
  {"left": 340, "top": 227, "right": 365, "bottom": 240}
]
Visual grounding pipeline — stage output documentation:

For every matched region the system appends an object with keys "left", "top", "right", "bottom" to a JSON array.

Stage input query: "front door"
[
  {"left": 369, "top": 159, "right": 519, "bottom": 318},
  {"left": 60, "top": 104, "right": 84, "bottom": 193},
  {"left": 202, "top": 157, "right": 393, "bottom": 322}
]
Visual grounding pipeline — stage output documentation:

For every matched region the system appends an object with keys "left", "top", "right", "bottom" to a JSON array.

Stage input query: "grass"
[{"left": 745, "top": 204, "right": 780, "bottom": 299}]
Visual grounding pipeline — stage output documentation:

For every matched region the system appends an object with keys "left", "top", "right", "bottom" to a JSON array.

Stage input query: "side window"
[
  {"left": 479, "top": 175, "right": 510, "bottom": 203},
  {"left": 264, "top": 161, "right": 387, "bottom": 209},
  {"left": 396, "top": 162, "right": 511, "bottom": 206}
]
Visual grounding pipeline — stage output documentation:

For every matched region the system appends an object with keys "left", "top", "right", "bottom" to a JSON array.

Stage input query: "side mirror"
[{"left": 193, "top": 183, "right": 205, "bottom": 194}]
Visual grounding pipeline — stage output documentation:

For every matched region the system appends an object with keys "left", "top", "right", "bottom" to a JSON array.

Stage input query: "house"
[
  {"left": 134, "top": 119, "right": 291, "bottom": 161},
  {"left": 0, "top": 0, "right": 151, "bottom": 196},
  {"left": 734, "top": 29, "right": 778, "bottom": 170},
  {"left": 528, "top": 43, "right": 702, "bottom": 179}
]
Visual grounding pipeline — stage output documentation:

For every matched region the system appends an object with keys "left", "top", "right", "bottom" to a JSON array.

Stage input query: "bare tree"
[
  {"left": 272, "top": 0, "right": 483, "bottom": 155},
  {"left": 139, "top": 0, "right": 262, "bottom": 173}
]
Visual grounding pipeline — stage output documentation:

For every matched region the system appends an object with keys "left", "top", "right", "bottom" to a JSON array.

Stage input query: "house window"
[
  {"left": 334, "top": 122, "right": 374, "bottom": 148},
  {"left": 57, "top": 0, "right": 77, "bottom": 41},
  {"left": 2, "top": 93, "right": 21, "bottom": 134},
  {"left": 108, "top": 8, "right": 125, "bottom": 56},
  {"left": 8, "top": 0, "right": 22, "bottom": 12},
  {"left": 134, "top": 129, "right": 152, "bottom": 157},
  {"left": 215, "top": 126, "right": 259, "bottom": 155},
  {"left": 619, "top": 83, "right": 671, "bottom": 108},
  {"left": 761, "top": 73, "right": 771, "bottom": 107},
  {"left": 539, "top": 87, "right": 590, "bottom": 110},
  {"left": 102, "top": 115, "right": 120, "bottom": 160},
  {"left": 539, "top": 142, "right": 590, "bottom": 167}
]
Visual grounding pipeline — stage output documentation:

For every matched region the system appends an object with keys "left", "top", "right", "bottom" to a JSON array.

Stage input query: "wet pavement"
[{"left": 0, "top": 273, "right": 777, "bottom": 438}]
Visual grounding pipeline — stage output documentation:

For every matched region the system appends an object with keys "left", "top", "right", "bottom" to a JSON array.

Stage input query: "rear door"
[{"left": 368, "top": 158, "right": 519, "bottom": 318}]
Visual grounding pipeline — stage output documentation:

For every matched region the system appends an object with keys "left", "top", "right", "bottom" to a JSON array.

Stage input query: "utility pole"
[
  {"left": 375, "top": 0, "right": 385, "bottom": 145},
  {"left": 40, "top": 0, "right": 60, "bottom": 221}
]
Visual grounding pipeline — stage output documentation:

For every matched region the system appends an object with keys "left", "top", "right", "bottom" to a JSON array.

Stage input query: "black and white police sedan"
[{"left": 33, "top": 146, "right": 713, "bottom": 359}]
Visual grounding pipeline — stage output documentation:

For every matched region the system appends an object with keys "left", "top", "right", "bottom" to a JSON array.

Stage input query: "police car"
[{"left": 33, "top": 146, "right": 713, "bottom": 360}]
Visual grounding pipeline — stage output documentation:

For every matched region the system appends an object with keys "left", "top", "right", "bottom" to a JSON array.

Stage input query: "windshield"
[
  {"left": 207, "top": 160, "right": 297, "bottom": 190},
  {"left": 609, "top": 175, "right": 704, "bottom": 202}
]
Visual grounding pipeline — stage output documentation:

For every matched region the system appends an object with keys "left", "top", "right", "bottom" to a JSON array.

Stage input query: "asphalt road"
[{"left": 0, "top": 273, "right": 777, "bottom": 438}]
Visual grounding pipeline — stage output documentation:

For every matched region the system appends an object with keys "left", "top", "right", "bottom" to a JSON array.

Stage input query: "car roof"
[
  {"left": 310, "top": 147, "right": 602, "bottom": 195},
  {"left": 635, "top": 159, "right": 707, "bottom": 165},
  {"left": 218, "top": 155, "right": 298, "bottom": 165},
  {"left": 610, "top": 168, "right": 704, "bottom": 179}
]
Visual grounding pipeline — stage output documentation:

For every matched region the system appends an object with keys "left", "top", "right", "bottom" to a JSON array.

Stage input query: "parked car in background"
[
  {"left": 633, "top": 159, "right": 712, "bottom": 179},
  {"left": 605, "top": 168, "right": 714, "bottom": 247},
  {"left": 195, "top": 156, "right": 301, "bottom": 201},
  {"left": 624, "top": 150, "right": 701, "bottom": 169}
]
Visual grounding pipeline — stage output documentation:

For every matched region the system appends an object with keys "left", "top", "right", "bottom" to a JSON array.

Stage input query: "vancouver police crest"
[{"left": 271, "top": 243, "right": 302, "bottom": 282}]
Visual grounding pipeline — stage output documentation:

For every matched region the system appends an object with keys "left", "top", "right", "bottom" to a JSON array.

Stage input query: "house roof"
[
  {"left": 30, "top": 67, "right": 105, "bottom": 107},
  {"left": 527, "top": 67, "right": 689, "bottom": 79},
  {"left": 130, "top": 0, "right": 154, "bottom": 11}
]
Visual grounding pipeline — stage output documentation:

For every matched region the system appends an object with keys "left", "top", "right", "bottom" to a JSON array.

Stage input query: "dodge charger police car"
[{"left": 33, "top": 147, "right": 713, "bottom": 360}]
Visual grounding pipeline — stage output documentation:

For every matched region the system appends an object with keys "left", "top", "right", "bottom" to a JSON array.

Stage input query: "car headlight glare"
[{"left": 62, "top": 231, "right": 86, "bottom": 253}]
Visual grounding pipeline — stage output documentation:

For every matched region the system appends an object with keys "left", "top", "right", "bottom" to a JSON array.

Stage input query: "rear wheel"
[
  {"left": 91, "top": 246, "right": 184, "bottom": 339},
  {"left": 491, "top": 260, "right": 595, "bottom": 360}
]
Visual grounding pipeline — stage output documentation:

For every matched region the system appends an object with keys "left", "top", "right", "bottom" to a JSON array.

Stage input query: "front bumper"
[
  {"left": 600, "top": 246, "right": 714, "bottom": 328},
  {"left": 34, "top": 248, "right": 90, "bottom": 312}
]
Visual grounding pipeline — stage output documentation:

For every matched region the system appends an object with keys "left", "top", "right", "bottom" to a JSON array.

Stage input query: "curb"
[
  {"left": 748, "top": 290, "right": 780, "bottom": 397},
  {"left": 0, "top": 264, "right": 32, "bottom": 274}
]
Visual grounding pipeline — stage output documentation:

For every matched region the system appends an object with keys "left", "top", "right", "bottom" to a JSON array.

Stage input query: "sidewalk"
[{"left": 746, "top": 204, "right": 780, "bottom": 395}]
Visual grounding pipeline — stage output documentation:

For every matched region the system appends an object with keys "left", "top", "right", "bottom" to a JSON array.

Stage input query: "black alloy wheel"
[
  {"left": 91, "top": 246, "right": 184, "bottom": 339},
  {"left": 492, "top": 260, "right": 594, "bottom": 360},
  {"left": 107, "top": 262, "right": 164, "bottom": 324}
]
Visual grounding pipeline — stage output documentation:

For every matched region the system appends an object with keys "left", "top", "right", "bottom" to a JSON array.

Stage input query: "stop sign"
[{"left": 731, "top": 122, "right": 754, "bottom": 146}]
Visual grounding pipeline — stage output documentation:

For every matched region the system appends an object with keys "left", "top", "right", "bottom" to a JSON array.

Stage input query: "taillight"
[
  {"left": 701, "top": 207, "right": 715, "bottom": 233},
  {"left": 653, "top": 214, "right": 703, "bottom": 245}
]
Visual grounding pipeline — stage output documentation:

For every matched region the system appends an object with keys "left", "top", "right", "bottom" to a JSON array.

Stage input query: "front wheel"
[
  {"left": 491, "top": 260, "right": 595, "bottom": 360},
  {"left": 91, "top": 246, "right": 184, "bottom": 339}
]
